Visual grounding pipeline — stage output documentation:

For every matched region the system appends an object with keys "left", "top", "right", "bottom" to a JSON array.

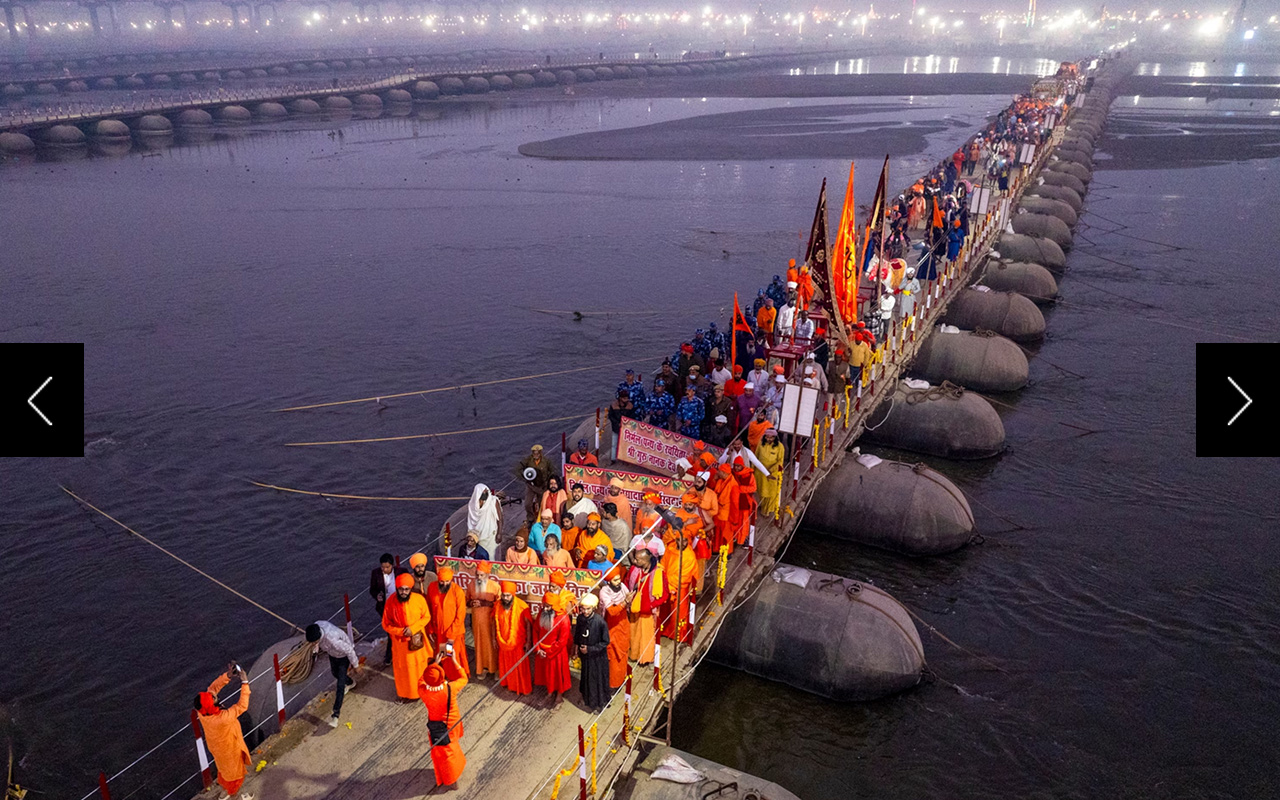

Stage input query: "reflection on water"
[
  {"left": 789, "top": 55, "right": 1063, "bottom": 77},
  {"left": 1137, "top": 60, "right": 1280, "bottom": 77}
]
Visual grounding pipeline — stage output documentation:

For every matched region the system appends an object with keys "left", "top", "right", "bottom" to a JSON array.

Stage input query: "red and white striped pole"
[
  {"left": 343, "top": 593, "right": 354, "bottom": 644},
  {"left": 97, "top": 771, "right": 111, "bottom": 800},
  {"left": 686, "top": 589, "right": 696, "bottom": 642},
  {"left": 623, "top": 668, "right": 633, "bottom": 745},
  {"left": 273, "top": 653, "right": 286, "bottom": 727},
  {"left": 190, "top": 710, "right": 213, "bottom": 790},
  {"left": 578, "top": 724, "right": 588, "bottom": 800}
]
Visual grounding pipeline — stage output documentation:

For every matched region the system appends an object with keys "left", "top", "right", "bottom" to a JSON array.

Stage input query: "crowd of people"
[{"left": 189, "top": 78, "right": 1078, "bottom": 799}]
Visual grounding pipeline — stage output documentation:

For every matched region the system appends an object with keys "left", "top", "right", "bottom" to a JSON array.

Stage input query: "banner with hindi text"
[
  {"left": 615, "top": 416, "right": 724, "bottom": 476},
  {"left": 564, "top": 464, "right": 692, "bottom": 510},
  {"left": 433, "top": 556, "right": 602, "bottom": 613}
]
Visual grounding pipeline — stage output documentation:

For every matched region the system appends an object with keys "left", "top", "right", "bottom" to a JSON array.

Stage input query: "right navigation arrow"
[{"left": 1227, "top": 377, "right": 1252, "bottom": 427}]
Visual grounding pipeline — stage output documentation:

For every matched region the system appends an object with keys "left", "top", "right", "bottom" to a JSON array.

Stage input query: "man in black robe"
[{"left": 574, "top": 593, "right": 611, "bottom": 712}]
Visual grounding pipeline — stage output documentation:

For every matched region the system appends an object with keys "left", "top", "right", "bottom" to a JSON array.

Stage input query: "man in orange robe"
[
  {"left": 599, "top": 568, "right": 630, "bottom": 689},
  {"left": 195, "top": 665, "right": 253, "bottom": 799},
  {"left": 672, "top": 491, "right": 708, "bottom": 592},
  {"left": 426, "top": 566, "right": 470, "bottom": 676},
  {"left": 634, "top": 492, "right": 665, "bottom": 541},
  {"left": 467, "top": 562, "right": 500, "bottom": 678},
  {"left": 576, "top": 513, "right": 614, "bottom": 566},
  {"left": 712, "top": 463, "right": 740, "bottom": 555},
  {"left": 418, "top": 651, "right": 468, "bottom": 788},
  {"left": 798, "top": 264, "right": 816, "bottom": 309},
  {"left": 625, "top": 548, "right": 666, "bottom": 666},
  {"left": 494, "top": 581, "right": 533, "bottom": 694},
  {"left": 660, "top": 535, "right": 699, "bottom": 645},
  {"left": 731, "top": 458, "right": 758, "bottom": 547},
  {"left": 534, "top": 592, "right": 573, "bottom": 698},
  {"left": 383, "top": 573, "right": 434, "bottom": 700}
]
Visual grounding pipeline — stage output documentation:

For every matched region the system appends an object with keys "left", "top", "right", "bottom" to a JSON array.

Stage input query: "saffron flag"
[
  {"left": 829, "top": 162, "right": 858, "bottom": 335},
  {"left": 731, "top": 292, "right": 753, "bottom": 368}
]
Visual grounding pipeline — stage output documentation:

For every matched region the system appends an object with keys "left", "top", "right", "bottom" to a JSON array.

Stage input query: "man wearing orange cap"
[
  {"left": 427, "top": 566, "right": 469, "bottom": 676},
  {"left": 468, "top": 562, "right": 500, "bottom": 678},
  {"left": 383, "top": 572, "right": 433, "bottom": 701},
  {"left": 194, "top": 664, "right": 253, "bottom": 800},
  {"left": 625, "top": 548, "right": 666, "bottom": 666},
  {"left": 711, "top": 463, "right": 739, "bottom": 555},
  {"left": 418, "top": 649, "right": 468, "bottom": 788},
  {"left": 723, "top": 364, "right": 747, "bottom": 399},
  {"left": 408, "top": 552, "right": 437, "bottom": 597},
  {"left": 635, "top": 492, "right": 665, "bottom": 541},
  {"left": 660, "top": 533, "right": 699, "bottom": 645},
  {"left": 534, "top": 592, "right": 572, "bottom": 699},
  {"left": 797, "top": 263, "right": 815, "bottom": 310},
  {"left": 495, "top": 581, "right": 532, "bottom": 694},
  {"left": 673, "top": 492, "right": 710, "bottom": 592},
  {"left": 731, "top": 458, "right": 758, "bottom": 547},
  {"left": 599, "top": 568, "right": 630, "bottom": 689}
]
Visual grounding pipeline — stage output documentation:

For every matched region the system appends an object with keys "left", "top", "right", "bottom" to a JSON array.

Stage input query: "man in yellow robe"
[
  {"left": 382, "top": 572, "right": 433, "bottom": 700},
  {"left": 753, "top": 428, "right": 786, "bottom": 517}
]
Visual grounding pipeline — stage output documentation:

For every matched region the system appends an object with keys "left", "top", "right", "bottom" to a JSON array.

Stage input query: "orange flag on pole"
[
  {"left": 830, "top": 162, "right": 859, "bottom": 334},
  {"left": 731, "top": 292, "right": 753, "bottom": 368}
]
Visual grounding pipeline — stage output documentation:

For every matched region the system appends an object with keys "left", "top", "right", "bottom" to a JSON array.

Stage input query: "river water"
[{"left": 1, "top": 56, "right": 1277, "bottom": 800}]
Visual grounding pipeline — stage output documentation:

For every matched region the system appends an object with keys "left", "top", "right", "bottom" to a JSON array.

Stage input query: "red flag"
[
  {"left": 731, "top": 292, "right": 752, "bottom": 367},
  {"left": 830, "top": 162, "right": 858, "bottom": 334}
]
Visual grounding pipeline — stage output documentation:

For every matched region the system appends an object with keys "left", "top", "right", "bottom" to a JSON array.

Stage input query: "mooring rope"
[
  {"left": 245, "top": 479, "right": 470, "bottom": 502},
  {"left": 275, "top": 354, "right": 665, "bottom": 412},
  {"left": 61, "top": 486, "right": 303, "bottom": 633},
  {"left": 284, "top": 412, "right": 590, "bottom": 447}
]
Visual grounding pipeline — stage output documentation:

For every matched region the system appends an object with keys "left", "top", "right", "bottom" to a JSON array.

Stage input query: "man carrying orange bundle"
[
  {"left": 495, "top": 581, "right": 532, "bottom": 695},
  {"left": 427, "top": 566, "right": 470, "bottom": 676},
  {"left": 419, "top": 649, "right": 467, "bottom": 788},
  {"left": 194, "top": 664, "right": 254, "bottom": 800},
  {"left": 383, "top": 572, "right": 433, "bottom": 701}
]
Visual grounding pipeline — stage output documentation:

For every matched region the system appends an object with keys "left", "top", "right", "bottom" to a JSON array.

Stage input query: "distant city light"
[
  {"left": 1244, "top": 29, "right": 1256, "bottom": 40},
  {"left": 1199, "top": 15, "right": 1224, "bottom": 36}
]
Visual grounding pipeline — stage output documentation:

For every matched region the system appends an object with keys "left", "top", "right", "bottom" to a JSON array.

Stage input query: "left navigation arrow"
[{"left": 28, "top": 376, "right": 53, "bottom": 426}]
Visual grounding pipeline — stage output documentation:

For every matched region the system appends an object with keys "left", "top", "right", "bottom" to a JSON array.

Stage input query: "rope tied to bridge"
[{"left": 904, "top": 380, "right": 966, "bottom": 404}]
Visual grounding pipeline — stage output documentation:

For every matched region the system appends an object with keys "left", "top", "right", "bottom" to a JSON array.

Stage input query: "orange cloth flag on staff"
[
  {"left": 731, "top": 292, "right": 753, "bottom": 367},
  {"left": 830, "top": 161, "right": 859, "bottom": 334}
]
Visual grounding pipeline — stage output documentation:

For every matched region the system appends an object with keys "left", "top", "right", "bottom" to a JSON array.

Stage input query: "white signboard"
[
  {"left": 1019, "top": 143, "right": 1036, "bottom": 165},
  {"left": 969, "top": 186, "right": 991, "bottom": 216},
  {"left": 777, "top": 383, "right": 820, "bottom": 437}
]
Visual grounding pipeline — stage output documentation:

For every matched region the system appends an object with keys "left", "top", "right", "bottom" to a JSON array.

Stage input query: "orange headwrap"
[
  {"left": 681, "top": 491, "right": 699, "bottom": 504},
  {"left": 422, "top": 664, "right": 446, "bottom": 687},
  {"left": 438, "top": 566, "right": 454, "bottom": 581},
  {"left": 698, "top": 452, "right": 717, "bottom": 468},
  {"left": 500, "top": 580, "right": 517, "bottom": 594},
  {"left": 719, "top": 463, "right": 732, "bottom": 474},
  {"left": 549, "top": 571, "right": 566, "bottom": 587},
  {"left": 587, "top": 512, "right": 602, "bottom": 522},
  {"left": 197, "top": 691, "right": 219, "bottom": 716},
  {"left": 477, "top": 562, "right": 492, "bottom": 573},
  {"left": 541, "top": 591, "right": 557, "bottom": 606},
  {"left": 409, "top": 553, "right": 428, "bottom": 568},
  {"left": 606, "top": 565, "right": 623, "bottom": 581},
  {"left": 395, "top": 573, "right": 415, "bottom": 589},
  {"left": 642, "top": 491, "right": 660, "bottom": 504}
]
